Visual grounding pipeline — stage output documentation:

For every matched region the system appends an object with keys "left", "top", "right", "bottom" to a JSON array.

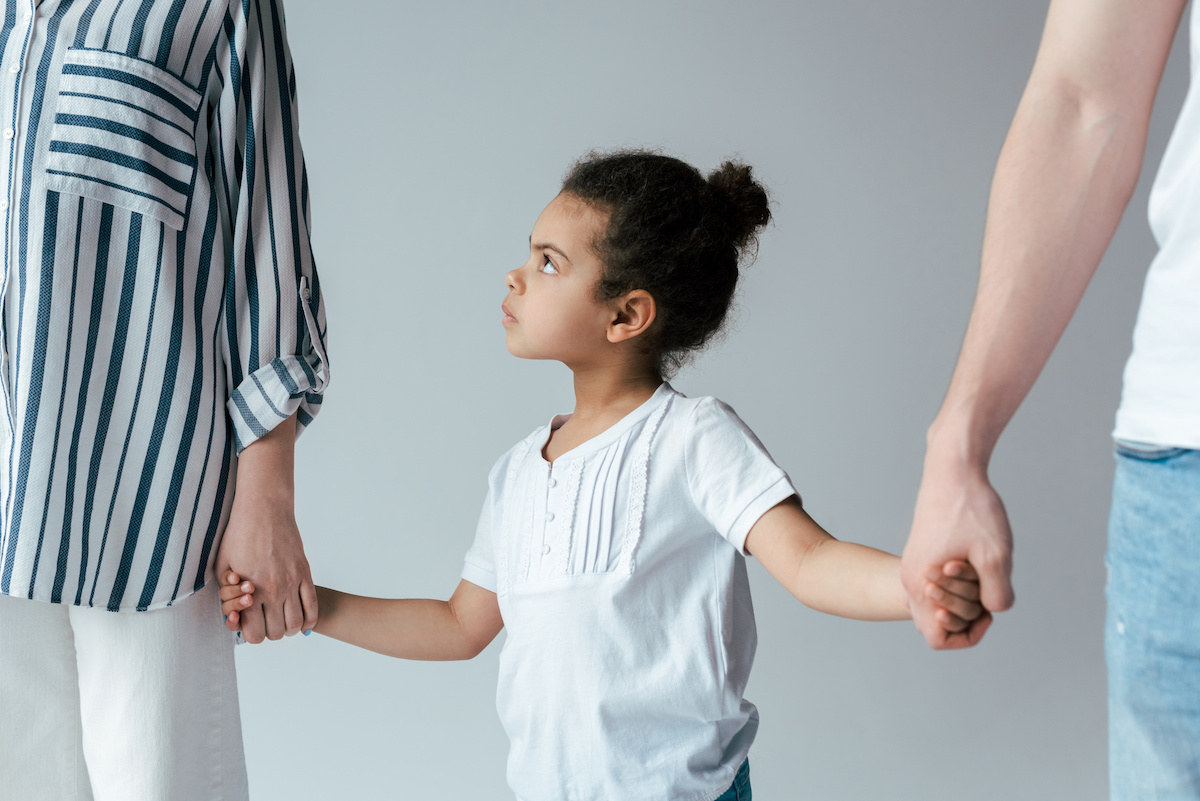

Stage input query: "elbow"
[
  {"left": 455, "top": 631, "right": 495, "bottom": 661},
  {"left": 1029, "top": 72, "right": 1150, "bottom": 159}
]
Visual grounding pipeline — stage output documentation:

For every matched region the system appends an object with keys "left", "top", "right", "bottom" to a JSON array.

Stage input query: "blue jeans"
[
  {"left": 1107, "top": 442, "right": 1200, "bottom": 800},
  {"left": 714, "top": 760, "right": 751, "bottom": 801}
]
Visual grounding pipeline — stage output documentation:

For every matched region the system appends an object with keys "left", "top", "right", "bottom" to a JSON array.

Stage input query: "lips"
[{"left": 501, "top": 303, "right": 517, "bottom": 323}]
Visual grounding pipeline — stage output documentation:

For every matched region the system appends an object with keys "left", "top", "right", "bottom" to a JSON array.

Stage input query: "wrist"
[
  {"left": 231, "top": 479, "right": 295, "bottom": 506},
  {"left": 924, "top": 409, "right": 998, "bottom": 475}
]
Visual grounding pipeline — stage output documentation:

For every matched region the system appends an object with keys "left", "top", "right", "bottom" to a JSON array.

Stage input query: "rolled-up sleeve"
[{"left": 216, "top": 0, "right": 329, "bottom": 452}]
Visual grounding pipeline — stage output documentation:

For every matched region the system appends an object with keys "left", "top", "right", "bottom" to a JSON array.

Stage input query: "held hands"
[
  {"left": 902, "top": 461, "right": 1014, "bottom": 649},
  {"left": 924, "top": 559, "right": 989, "bottom": 636},
  {"left": 212, "top": 493, "right": 317, "bottom": 643},
  {"left": 219, "top": 571, "right": 299, "bottom": 633},
  {"left": 212, "top": 413, "right": 318, "bottom": 644}
]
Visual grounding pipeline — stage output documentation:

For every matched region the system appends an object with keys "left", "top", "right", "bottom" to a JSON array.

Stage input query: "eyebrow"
[{"left": 529, "top": 236, "right": 572, "bottom": 264}]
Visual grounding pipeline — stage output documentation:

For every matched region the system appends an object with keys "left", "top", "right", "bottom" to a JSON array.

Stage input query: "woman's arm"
[
  {"left": 745, "top": 497, "right": 980, "bottom": 624},
  {"left": 223, "top": 574, "right": 503, "bottom": 660}
]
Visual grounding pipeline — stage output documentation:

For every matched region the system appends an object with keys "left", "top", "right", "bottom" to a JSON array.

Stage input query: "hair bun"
[{"left": 706, "top": 161, "right": 771, "bottom": 253}]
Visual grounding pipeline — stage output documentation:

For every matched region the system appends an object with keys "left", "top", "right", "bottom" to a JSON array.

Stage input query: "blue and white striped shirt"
[{"left": 0, "top": 0, "right": 328, "bottom": 611}]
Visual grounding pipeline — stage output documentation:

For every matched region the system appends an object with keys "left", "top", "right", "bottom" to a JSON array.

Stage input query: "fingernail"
[
  {"left": 241, "top": 582, "right": 251, "bottom": 592},
  {"left": 928, "top": 586, "right": 944, "bottom": 600},
  {"left": 303, "top": 629, "right": 312, "bottom": 636}
]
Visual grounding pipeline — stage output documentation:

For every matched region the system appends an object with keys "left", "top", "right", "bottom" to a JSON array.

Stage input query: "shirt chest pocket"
[{"left": 44, "top": 47, "right": 202, "bottom": 231}]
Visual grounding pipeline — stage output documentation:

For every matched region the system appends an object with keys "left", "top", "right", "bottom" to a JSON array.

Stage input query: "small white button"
[
  {"left": 0, "top": 201, "right": 9, "bottom": 211},
  {"left": 541, "top": 544, "right": 551, "bottom": 555},
  {"left": 548, "top": 477, "right": 557, "bottom": 488},
  {"left": 3, "top": 129, "right": 13, "bottom": 140},
  {"left": 545, "top": 512, "right": 555, "bottom": 522},
  {"left": 8, "top": 65, "right": 18, "bottom": 74}
]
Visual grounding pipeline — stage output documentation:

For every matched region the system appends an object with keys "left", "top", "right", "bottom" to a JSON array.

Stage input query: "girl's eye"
[{"left": 540, "top": 257, "right": 558, "bottom": 275}]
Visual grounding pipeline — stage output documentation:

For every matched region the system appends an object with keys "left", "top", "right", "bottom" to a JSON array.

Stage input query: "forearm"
[
  {"left": 932, "top": 77, "right": 1146, "bottom": 468},
  {"left": 746, "top": 499, "right": 908, "bottom": 621},
  {"left": 233, "top": 412, "right": 297, "bottom": 501},
  {"left": 313, "top": 584, "right": 498, "bottom": 661},
  {"left": 787, "top": 539, "right": 908, "bottom": 621}
]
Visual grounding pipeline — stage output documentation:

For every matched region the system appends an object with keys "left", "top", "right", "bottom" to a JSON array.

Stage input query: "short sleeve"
[
  {"left": 462, "top": 458, "right": 505, "bottom": 593},
  {"left": 462, "top": 494, "right": 497, "bottom": 593},
  {"left": 684, "top": 397, "right": 798, "bottom": 556}
]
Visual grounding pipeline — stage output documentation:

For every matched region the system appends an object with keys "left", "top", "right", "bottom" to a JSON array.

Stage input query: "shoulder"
[
  {"left": 668, "top": 393, "right": 754, "bottom": 438},
  {"left": 671, "top": 392, "right": 779, "bottom": 472},
  {"left": 657, "top": 391, "right": 769, "bottom": 467}
]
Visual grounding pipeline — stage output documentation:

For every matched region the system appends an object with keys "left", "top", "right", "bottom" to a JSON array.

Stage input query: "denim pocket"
[
  {"left": 1113, "top": 439, "right": 1191, "bottom": 462},
  {"left": 44, "top": 47, "right": 202, "bottom": 230}
]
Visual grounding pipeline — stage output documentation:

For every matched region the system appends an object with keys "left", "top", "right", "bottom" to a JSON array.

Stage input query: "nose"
[{"left": 505, "top": 265, "right": 524, "bottom": 293}]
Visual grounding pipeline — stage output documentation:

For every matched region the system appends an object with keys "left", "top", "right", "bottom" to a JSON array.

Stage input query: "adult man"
[
  {"left": 899, "top": 0, "right": 1198, "bottom": 795},
  {"left": 0, "top": 1, "right": 328, "bottom": 799}
]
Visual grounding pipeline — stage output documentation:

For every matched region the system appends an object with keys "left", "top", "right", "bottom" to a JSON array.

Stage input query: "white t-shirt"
[
  {"left": 1114, "top": 6, "right": 1200, "bottom": 449},
  {"left": 462, "top": 383, "right": 797, "bottom": 801}
]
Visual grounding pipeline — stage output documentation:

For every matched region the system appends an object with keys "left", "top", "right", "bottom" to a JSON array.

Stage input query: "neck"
[{"left": 569, "top": 363, "right": 662, "bottom": 422}]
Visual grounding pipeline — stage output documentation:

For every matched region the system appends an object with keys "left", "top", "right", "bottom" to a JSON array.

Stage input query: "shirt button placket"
[
  {"left": 541, "top": 465, "right": 566, "bottom": 575},
  {"left": 0, "top": 0, "right": 33, "bottom": 531}
]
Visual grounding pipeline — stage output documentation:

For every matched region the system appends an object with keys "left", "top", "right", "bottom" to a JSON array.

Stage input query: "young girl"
[{"left": 223, "top": 151, "right": 985, "bottom": 801}]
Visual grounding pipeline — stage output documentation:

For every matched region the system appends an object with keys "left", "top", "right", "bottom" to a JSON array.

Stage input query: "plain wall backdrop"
[{"left": 236, "top": 1, "right": 1192, "bottom": 798}]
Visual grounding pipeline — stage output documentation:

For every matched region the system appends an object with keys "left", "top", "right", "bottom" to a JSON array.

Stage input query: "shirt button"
[
  {"left": 0, "top": 201, "right": 9, "bottom": 211},
  {"left": 547, "top": 477, "right": 557, "bottom": 488},
  {"left": 3, "top": 129, "right": 13, "bottom": 140},
  {"left": 7, "top": 65, "right": 18, "bottom": 74},
  {"left": 541, "top": 544, "right": 551, "bottom": 555},
  {"left": 545, "top": 512, "right": 555, "bottom": 522}
]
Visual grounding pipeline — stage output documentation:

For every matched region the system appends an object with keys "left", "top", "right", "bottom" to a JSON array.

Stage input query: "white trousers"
[{"left": 0, "top": 582, "right": 249, "bottom": 801}]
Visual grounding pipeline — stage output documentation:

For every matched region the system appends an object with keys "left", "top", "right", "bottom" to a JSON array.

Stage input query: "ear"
[{"left": 607, "top": 290, "right": 656, "bottom": 344}]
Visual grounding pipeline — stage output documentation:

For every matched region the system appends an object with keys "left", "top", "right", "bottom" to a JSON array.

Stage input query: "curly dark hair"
[{"left": 561, "top": 150, "right": 771, "bottom": 378}]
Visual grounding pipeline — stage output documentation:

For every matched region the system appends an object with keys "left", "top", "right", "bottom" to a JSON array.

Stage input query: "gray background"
[{"left": 236, "top": 1, "right": 1191, "bottom": 798}]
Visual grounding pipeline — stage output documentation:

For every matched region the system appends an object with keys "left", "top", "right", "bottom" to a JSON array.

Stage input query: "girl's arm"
[
  {"left": 221, "top": 574, "right": 503, "bottom": 661},
  {"left": 745, "top": 497, "right": 979, "bottom": 624}
]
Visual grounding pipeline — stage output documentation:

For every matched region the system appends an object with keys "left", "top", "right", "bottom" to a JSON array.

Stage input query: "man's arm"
[{"left": 901, "top": 0, "right": 1188, "bottom": 649}]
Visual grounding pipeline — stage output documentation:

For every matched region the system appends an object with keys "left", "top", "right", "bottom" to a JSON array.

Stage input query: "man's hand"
[
  {"left": 901, "top": 455, "right": 1013, "bottom": 649},
  {"left": 213, "top": 413, "right": 317, "bottom": 643}
]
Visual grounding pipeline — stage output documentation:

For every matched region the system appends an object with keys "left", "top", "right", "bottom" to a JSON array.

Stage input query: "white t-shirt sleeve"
[
  {"left": 461, "top": 458, "right": 504, "bottom": 593},
  {"left": 684, "top": 397, "right": 798, "bottom": 555}
]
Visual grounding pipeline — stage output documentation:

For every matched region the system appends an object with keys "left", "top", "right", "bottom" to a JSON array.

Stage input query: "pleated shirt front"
[{"left": 0, "top": 0, "right": 328, "bottom": 612}]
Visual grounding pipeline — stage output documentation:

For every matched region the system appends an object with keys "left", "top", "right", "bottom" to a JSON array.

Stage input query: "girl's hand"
[
  {"left": 924, "top": 560, "right": 992, "bottom": 637},
  {"left": 219, "top": 571, "right": 256, "bottom": 631}
]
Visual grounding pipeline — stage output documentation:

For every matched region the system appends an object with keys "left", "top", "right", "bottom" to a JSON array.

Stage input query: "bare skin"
[
  {"left": 215, "top": 412, "right": 318, "bottom": 643},
  {"left": 900, "top": 0, "right": 1189, "bottom": 649}
]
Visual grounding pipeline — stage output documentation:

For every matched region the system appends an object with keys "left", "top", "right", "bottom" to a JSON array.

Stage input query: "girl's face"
[{"left": 502, "top": 193, "right": 616, "bottom": 365}]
